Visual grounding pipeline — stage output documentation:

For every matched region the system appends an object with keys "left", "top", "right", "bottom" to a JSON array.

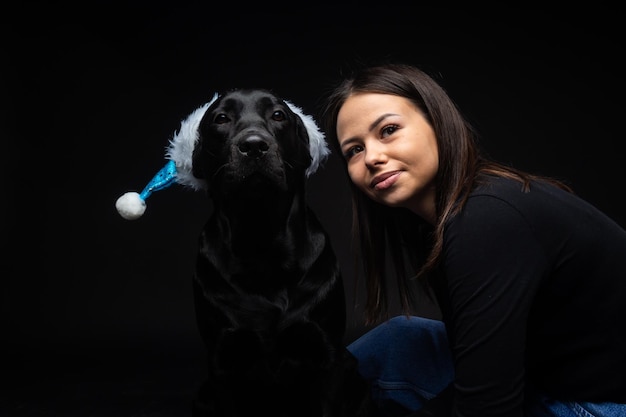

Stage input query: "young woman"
[{"left": 320, "top": 63, "right": 626, "bottom": 417}]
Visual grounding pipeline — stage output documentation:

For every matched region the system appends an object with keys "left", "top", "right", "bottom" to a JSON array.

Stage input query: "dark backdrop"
[{"left": 2, "top": 3, "right": 624, "bottom": 416}]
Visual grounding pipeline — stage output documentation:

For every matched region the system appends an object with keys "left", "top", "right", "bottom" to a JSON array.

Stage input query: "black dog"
[{"left": 167, "top": 89, "right": 375, "bottom": 417}]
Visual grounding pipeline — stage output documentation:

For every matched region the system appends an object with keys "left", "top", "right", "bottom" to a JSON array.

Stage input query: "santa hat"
[{"left": 115, "top": 94, "right": 329, "bottom": 220}]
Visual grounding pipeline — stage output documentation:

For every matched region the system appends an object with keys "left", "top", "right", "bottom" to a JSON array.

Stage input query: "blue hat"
[{"left": 115, "top": 94, "right": 328, "bottom": 220}]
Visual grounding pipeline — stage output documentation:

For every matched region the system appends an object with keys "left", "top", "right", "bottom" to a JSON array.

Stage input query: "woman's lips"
[{"left": 371, "top": 171, "right": 401, "bottom": 190}]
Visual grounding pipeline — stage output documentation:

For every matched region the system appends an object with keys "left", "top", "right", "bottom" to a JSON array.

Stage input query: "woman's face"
[{"left": 336, "top": 93, "right": 439, "bottom": 223}]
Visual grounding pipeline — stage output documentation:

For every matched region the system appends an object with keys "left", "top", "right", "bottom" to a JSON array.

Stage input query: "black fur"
[{"left": 189, "top": 89, "right": 375, "bottom": 417}]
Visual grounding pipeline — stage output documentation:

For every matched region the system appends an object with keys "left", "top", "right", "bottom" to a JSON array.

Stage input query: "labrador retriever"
[{"left": 166, "top": 89, "right": 375, "bottom": 417}]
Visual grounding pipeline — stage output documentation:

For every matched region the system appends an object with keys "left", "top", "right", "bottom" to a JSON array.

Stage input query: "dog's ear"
[
  {"left": 165, "top": 93, "right": 219, "bottom": 191},
  {"left": 284, "top": 101, "right": 330, "bottom": 177},
  {"left": 190, "top": 106, "right": 215, "bottom": 184}
]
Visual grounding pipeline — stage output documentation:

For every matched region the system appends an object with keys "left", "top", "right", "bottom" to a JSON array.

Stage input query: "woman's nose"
[{"left": 364, "top": 142, "right": 388, "bottom": 168}]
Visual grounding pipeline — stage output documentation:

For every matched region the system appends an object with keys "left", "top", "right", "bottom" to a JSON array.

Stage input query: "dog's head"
[
  {"left": 166, "top": 89, "right": 329, "bottom": 200},
  {"left": 115, "top": 89, "right": 328, "bottom": 220}
]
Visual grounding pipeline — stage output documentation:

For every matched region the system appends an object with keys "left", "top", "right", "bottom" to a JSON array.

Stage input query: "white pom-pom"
[{"left": 115, "top": 192, "right": 146, "bottom": 220}]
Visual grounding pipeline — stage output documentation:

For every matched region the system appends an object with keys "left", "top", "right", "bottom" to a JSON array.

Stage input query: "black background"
[{"left": 2, "top": 3, "right": 624, "bottom": 416}]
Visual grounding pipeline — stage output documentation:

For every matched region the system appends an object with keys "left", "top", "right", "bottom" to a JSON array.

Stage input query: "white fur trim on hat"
[
  {"left": 165, "top": 93, "right": 219, "bottom": 191},
  {"left": 285, "top": 100, "right": 330, "bottom": 177}
]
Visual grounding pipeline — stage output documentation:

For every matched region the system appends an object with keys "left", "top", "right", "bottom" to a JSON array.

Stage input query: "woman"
[{"left": 320, "top": 63, "right": 626, "bottom": 417}]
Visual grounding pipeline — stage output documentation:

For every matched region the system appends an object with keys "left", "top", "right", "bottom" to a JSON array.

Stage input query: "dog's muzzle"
[
  {"left": 221, "top": 131, "right": 286, "bottom": 190},
  {"left": 238, "top": 134, "right": 269, "bottom": 159}
]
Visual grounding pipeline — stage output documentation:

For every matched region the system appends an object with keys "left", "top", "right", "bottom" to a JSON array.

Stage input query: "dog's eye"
[
  {"left": 271, "top": 110, "right": 286, "bottom": 121},
  {"left": 214, "top": 113, "right": 230, "bottom": 124}
]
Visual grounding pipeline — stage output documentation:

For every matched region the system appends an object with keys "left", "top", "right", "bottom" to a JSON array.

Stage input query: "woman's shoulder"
[
  {"left": 471, "top": 174, "right": 566, "bottom": 203},
  {"left": 463, "top": 174, "right": 625, "bottom": 236},
  {"left": 449, "top": 176, "right": 536, "bottom": 232},
  {"left": 448, "top": 174, "right": 573, "bottom": 234}
]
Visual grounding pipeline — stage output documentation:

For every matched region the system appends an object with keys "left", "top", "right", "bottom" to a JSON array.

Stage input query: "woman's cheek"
[
  {"left": 347, "top": 165, "right": 364, "bottom": 187},
  {"left": 346, "top": 163, "right": 354, "bottom": 179}
]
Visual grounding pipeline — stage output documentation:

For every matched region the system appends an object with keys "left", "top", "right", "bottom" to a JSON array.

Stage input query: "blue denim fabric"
[
  {"left": 347, "top": 316, "right": 454, "bottom": 416},
  {"left": 348, "top": 315, "right": 626, "bottom": 417},
  {"left": 525, "top": 388, "right": 626, "bottom": 417}
]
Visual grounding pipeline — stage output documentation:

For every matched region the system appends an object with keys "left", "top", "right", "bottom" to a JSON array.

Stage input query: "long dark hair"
[{"left": 320, "top": 63, "right": 571, "bottom": 325}]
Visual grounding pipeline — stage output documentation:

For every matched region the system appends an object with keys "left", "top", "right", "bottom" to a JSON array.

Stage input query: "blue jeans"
[{"left": 347, "top": 316, "right": 626, "bottom": 417}]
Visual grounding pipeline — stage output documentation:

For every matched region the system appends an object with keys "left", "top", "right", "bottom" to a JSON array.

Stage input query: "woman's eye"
[
  {"left": 381, "top": 124, "right": 399, "bottom": 137},
  {"left": 214, "top": 113, "right": 230, "bottom": 124},
  {"left": 343, "top": 145, "right": 363, "bottom": 160}
]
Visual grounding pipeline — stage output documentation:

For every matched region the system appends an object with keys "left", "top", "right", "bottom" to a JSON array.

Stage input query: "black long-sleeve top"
[{"left": 419, "top": 176, "right": 626, "bottom": 417}]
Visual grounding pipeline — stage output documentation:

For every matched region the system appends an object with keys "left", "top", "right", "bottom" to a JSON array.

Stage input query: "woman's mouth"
[{"left": 371, "top": 171, "right": 401, "bottom": 191}]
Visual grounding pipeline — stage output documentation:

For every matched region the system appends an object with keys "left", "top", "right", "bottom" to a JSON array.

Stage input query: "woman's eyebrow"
[
  {"left": 369, "top": 113, "right": 398, "bottom": 132},
  {"left": 339, "top": 136, "right": 358, "bottom": 148},
  {"left": 340, "top": 113, "right": 400, "bottom": 148}
]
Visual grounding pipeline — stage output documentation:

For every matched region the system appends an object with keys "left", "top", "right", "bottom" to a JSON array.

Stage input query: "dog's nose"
[{"left": 238, "top": 135, "right": 269, "bottom": 158}]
